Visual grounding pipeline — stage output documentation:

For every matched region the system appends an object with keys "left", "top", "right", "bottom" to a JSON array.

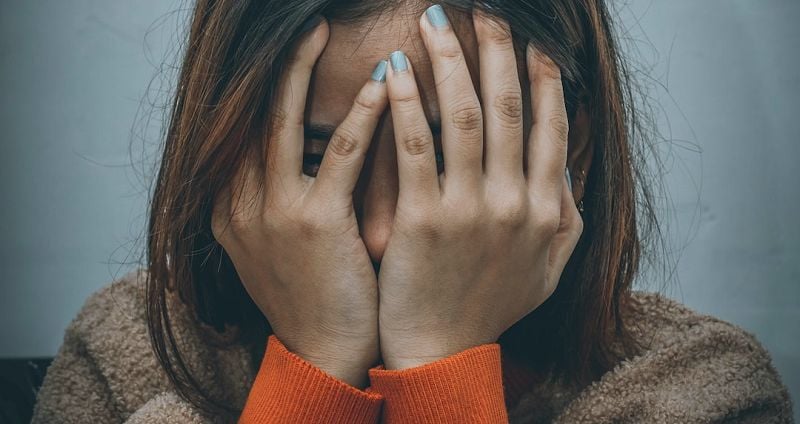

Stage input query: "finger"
[
  {"left": 419, "top": 5, "right": 484, "bottom": 189},
  {"left": 546, "top": 168, "right": 583, "bottom": 290},
  {"left": 526, "top": 45, "right": 569, "bottom": 201},
  {"left": 265, "top": 16, "right": 329, "bottom": 191},
  {"left": 473, "top": 9, "right": 524, "bottom": 182},
  {"left": 386, "top": 50, "right": 440, "bottom": 203},
  {"left": 311, "top": 60, "right": 389, "bottom": 200}
]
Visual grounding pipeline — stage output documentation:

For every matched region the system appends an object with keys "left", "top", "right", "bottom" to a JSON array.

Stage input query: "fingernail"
[
  {"left": 390, "top": 50, "right": 408, "bottom": 72},
  {"left": 371, "top": 60, "right": 388, "bottom": 83},
  {"left": 299, "top": 14, "right": 324, "bottom": 35},
  {"left": 426, "top": 4, "right": 449, "bottom": 29},
  {"left": 565, "top": 167, "right": 573, "bottom": 192}
]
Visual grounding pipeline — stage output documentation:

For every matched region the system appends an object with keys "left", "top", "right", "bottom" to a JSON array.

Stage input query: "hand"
[
  {"left": 210, "top": 18, "right": 389, "bottom": 388},
  {"left": 377, "top": 7, "right": 584, "bottom": 370}
]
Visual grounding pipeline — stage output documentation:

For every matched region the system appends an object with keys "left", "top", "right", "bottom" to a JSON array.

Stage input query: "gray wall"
[{"left": 1, "top": 0, "right": 797, "bottom": 418}]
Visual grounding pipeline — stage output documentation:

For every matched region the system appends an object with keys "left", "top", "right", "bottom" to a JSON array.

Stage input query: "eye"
[
  {"left": 302, "top": 152, "right": 323, "bottom": 177},
  {"left": 303, "top": 150, "right": 444, "bottom": 177}
]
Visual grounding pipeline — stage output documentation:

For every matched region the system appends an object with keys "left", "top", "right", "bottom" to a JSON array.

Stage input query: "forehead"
[{"left": 306, "top": 8, "right": 498, "bottom": 129}]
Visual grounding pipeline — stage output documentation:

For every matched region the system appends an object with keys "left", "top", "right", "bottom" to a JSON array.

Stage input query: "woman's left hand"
[{"left": 377, "top": 7, "right": 584, "bottom": 370}]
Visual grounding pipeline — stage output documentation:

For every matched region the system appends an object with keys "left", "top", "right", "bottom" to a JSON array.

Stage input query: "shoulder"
[
  {"left": 625, "top": 291, "right": 776, "bottom": 357},
  {"left": 37, "top": 268, "right": 254, "bottom": 421},
  {"left": 69, "top": 268, "right": 150, "bottom": 341},
  {"left": 68, "top": 268, "right": 154, "bottom": 364},
  {"left": 56, "top": 268, "right": 175, "bottom": 413},
  {"left": 553, "top": 291, "right": 794, "bottom": 422}
]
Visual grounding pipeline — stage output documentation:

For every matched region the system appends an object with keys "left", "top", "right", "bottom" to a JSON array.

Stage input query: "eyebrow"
[{"left": 305, "top": 119, "right": 442, "bottom": 141}]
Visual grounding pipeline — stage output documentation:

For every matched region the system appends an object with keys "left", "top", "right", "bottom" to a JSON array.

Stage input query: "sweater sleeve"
[
  {"left": 31, "top": 324, "right": 122, "bottom": 423},
  {"left": 238, "top": 334, "right": 384, "bottom": 424},
  {"left": 31, "top": 313, "right": 219, "bottom": 424},
  {"left": 367, "top": 343, "right": 508, "bottom": 423}
]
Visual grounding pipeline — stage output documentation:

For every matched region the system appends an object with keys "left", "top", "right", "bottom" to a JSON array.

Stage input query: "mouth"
[{"left": 372, "top": 261, "right": 381, "bottom": 274}]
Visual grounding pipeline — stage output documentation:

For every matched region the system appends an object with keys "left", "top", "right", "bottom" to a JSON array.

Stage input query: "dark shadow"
[{"left": 0, "top": 359, "right": 53, "bottom": 424}]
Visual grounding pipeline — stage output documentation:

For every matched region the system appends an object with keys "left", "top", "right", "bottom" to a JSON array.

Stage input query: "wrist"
[
  {"left": 382, "top": 355, "right": 449, "bottom": 370},
  {"left": 380, "top": 340, "right": 454, "bottom": 370},
  {"left": 299, "top": 348, "right": 376, "bottom": 389},
  {"left": 380, "top": 335, "right": 499, "bottom": 370},
  {"left": 281, "top": 336, "right": 378, "bottom": 389},
  {"left": 316, "top": 362, "right": 371, "bottom": 389}
]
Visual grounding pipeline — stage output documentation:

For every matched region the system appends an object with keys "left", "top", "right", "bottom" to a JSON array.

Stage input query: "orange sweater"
[
  {"left": 238, "top": 334, "right": 537, "bottom": 423},
  {"left": 31, "top": 270, "right": 793, "bottom": 423}
]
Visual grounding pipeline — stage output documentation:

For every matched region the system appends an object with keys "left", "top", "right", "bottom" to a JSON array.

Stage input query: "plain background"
[{"left": 1, "top": 0, "right": 797, "bottom": 419}]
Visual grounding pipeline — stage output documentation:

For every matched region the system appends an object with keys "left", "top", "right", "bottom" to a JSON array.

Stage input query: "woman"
[{"left": 32, "top": 0, "right": 793, "bottom": 423}]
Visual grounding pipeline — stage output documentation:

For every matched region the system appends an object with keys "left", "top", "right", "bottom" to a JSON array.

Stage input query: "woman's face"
[{"left": 304, "top": 8, "right": 537, "bottom": 265}]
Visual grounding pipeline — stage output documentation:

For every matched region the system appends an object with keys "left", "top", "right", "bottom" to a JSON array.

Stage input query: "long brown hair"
[{"left": 139, "top": 0, "right": 669, "bottom": 417}]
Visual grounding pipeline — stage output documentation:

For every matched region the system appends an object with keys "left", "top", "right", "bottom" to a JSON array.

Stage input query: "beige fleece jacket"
[{"left": 31, "top": 268, "right": 794, "bottom": 423}]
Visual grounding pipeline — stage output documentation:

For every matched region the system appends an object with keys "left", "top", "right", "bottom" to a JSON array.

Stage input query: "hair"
[{"left": 140, "top": 0, "right": 669, "bottom": 418}]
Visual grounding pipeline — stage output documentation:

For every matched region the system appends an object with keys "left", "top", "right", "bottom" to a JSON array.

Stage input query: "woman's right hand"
[{"left": 210, "top": 17, "right": 388, "bottom": 389}]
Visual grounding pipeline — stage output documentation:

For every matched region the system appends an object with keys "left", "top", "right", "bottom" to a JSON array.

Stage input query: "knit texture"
[
  {"left": 238, "top": 334, "right": 384, "bottom": 423},
  {"left": 31, "top": 268, "right": 794, "bottom": 423},
  {"left": 367, "top": 343, "right": 508, "bottom": 423}
]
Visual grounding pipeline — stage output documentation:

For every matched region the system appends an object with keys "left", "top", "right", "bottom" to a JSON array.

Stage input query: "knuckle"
[
  {"left": 226, "top": 210, "right": 253, "bottom": 236},
  {"left": 436, "top": 41, "right": 464, "bottom": 61},
  {"left": 547, "top": 113, "right": 569, "bottom": 141},
  {"left": 541, "top": 77, "right": 566, "bottom": 108},
  {"left": 390, "top": 90, "right": 422, "bottom": 109},
  {"left": 352, "top": 91, "right": 381, "bottom": 116},
  {"left": 532, "top": 204, "right": 560, "bottom": 236},
  {"left": 403, "top": 210, "right": 442, "bottom": 241},
  {"left": 535, "top": 55, "right": 563, "bottom": 81},
  {"left": 492, "top": 193, "right": 528, "bottom": 228},
  {"left": 328, "top": 129, "right": 360, "bottom": 158},
  {"left": 402, "top": 130, "right": 433, "bottom": 156},
  {"left": 450, "top": 102, "right": 483, "bottom": 135},
  {"left": 490, "top": 28, "right": 513, "bottom": 46},
  {"left": 295, "top": 208, "right": 328, "bottom": 236},
  {"left": 492, "top": 90, "right": 523, "bottom": 124},
  {"left": 261, "top": 205, "right": 286, "bottom": 233},
  {"left": 481, "top": 22, "right": 513, "bottom": 46}
]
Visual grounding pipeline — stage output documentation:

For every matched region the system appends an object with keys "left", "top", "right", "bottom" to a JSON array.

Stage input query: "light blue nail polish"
[
  {"left": 565, "top": 167, "right": 573, "bottom": 192},
  {"left": 426, "top": 4, "right": 449, "bottom": 29},
  {"left": 371, "top": 60, "right": 388, "bottom": 83},
  {"left": 390, "top": 50, "right": 408, "bottom": 72}
]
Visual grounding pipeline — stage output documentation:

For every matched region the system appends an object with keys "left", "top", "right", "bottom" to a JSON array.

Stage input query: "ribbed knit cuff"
[
  {"left": 238, "top": 334, "right": 384, "bottom": 424},
  {"left": 368, "top": 343, "right": 508, "bottom": 423}
]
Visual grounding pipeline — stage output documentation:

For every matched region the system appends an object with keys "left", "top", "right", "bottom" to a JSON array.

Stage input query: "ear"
[{"left": 567, "top": 100, "right": 592, "bottom": 203}]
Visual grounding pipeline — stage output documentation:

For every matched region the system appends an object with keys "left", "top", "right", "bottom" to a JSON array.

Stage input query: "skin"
[{"left": 212, "top": 5, "right": 592, "bottom": 389}]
